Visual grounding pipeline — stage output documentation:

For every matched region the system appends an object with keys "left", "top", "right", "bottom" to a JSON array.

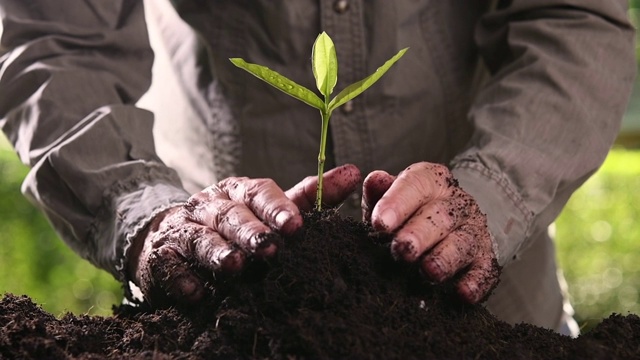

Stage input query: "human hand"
[
  {"left": 128, "top": 164, "right": 362, "bottom": 307},
  {"left": 362, "top": 162, "right": 500, "bottom": 304}
]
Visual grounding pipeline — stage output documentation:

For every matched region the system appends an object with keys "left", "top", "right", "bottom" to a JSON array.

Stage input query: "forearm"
[
  {"left": 0, "top": 0, "right": 190, "bottom": 279},
  {"left": 451, "top": 0, "right": 637, "bottom": 265},
  {"left": 20, "top": 107, "right": 191, "bottom": 278}
]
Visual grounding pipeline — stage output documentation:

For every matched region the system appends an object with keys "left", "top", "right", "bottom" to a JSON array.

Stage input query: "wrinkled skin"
[
  {"left": 127, "top": 164, "right": 362, "bottom": 307},
  {"left": 362, "top": 162, "right": 501, "bottom": 304}
]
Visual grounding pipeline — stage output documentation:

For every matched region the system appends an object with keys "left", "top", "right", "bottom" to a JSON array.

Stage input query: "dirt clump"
[{"left": 1, "top": 211, "right": 640, "bottom": 359}]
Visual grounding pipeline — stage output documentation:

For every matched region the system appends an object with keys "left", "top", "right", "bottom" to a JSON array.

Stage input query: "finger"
[
  {"left": 143, "top": 245, "right": 206, "bottom": 307},
  {"left": 206, "top": 199, "right": 282, "bottom": 257},
  {"left": 185, "top": 177, "right": 298, "bottom": 256},
  {"left": 187, "top": 196, "right": 281, "bottom": 257},
  {"left": 391, "top": 193, "right": 473, "bottom": 262},
  {"left": 419, "top": 226, "right": 479, "bottom": 283},
  {"left": 221, "top": 177, "right": 303, "bottom": 235},
  {"left": 190, "top": 226, "right": 246, "bottom": 273},
  {"left": 362, "top": 170, "right": 395, "bottom": 222},
  {"left": 285, "top": 163, "right": 362, "bottom": 211},
  {"left": 455, "top": 249, "right": 502, "bottom": 304},
  {"left": 151, "top": 219, "right": 247, "bottom": 272},
  {"left": 285, "top": 175, "right": 315, "bottom": 211},
  {"left": 371, "top": 162, "right": 451, "bottom": 232}
]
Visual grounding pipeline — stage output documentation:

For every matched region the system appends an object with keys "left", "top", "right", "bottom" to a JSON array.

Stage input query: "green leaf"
[
  {"left": 312, "top": 32, "right": 338, "bottom": 99},
  {"left": 328, "top": 48, "right": 408, "bottom": 112},
  {"left": 230, "top": 58, "right": 325, "bottom": 110}
]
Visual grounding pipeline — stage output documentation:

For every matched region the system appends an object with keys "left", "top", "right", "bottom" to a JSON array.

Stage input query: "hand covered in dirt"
[
  {"left": 128, "top": 164, "right": 361, "bottom": 307},
  {"left": 362, "top": 162, "right": 500, "bottom": 304}
]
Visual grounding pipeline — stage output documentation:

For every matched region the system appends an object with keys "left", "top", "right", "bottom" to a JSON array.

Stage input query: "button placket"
[
  {"left": 320, "top": 0, "right": 372, "bottom": 176},
  {"left": 348, "top": 191, "right": 361, "bottom": 209}
]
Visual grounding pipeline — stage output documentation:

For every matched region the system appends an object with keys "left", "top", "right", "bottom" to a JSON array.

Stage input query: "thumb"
[
  {"left": 285, "top": 164, "right": 361, "bottom": 211},
  {"left": 362, "top": 170, "right": 395, "bottom": 222}
]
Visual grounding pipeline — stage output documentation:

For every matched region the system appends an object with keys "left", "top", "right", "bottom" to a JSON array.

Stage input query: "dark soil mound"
[{"left": 2, "top": 211, "right": 639, "bottom": 359}]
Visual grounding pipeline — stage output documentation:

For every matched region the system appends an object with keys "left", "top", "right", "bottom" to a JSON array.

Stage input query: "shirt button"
[
  {"left": 349, "top": 191, "right": 361, "bottom": 208},
  {"left": 341, "top": 100, "right": 354, "bottom": 114},
  {"left": 333, "top": 0, "right": 349, "bottom": 14}
]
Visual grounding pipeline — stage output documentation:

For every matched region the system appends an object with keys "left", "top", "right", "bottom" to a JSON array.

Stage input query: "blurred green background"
[
  {"left": 0, "top": 136, "right": 122, "bottom": 316},
  {"left": 1, "top": 3, "right": 639, "bottom": 333}
]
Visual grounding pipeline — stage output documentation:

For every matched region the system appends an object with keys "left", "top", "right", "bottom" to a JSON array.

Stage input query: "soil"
[{"left": 2, "top": 211, "right": 639, "bottom": 359}]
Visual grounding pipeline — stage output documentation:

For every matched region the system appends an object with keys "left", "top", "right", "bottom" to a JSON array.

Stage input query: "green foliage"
[
  {"left": 312, "top": 32, "right": 338, "bottom": 99},
  {"left": 556, "top": 148, "right": 640, "bottom": 331},
  {"left": 231, "top": 32, "right": 407, "bottom": 114},
  {"left": 327, "top": 48, "right": 408, "bottom": 112},
  {"left": 0, "top": 139, "right": 122, "bottom": 317},
  {"left": 231, "top": 32, "right": 407, "bottom": 210},
  {"left": 228, "top": 58, "right": 325, "bottom": 110}
]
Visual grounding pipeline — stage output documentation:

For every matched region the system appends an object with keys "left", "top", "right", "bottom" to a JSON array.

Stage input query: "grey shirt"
[{"left": 0, "top": 0, "right": 636, "bottom": 330}]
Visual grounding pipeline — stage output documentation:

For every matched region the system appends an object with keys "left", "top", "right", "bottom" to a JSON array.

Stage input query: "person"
[{"left": 0, "top": 0, "right": 636, "bottom": 337}]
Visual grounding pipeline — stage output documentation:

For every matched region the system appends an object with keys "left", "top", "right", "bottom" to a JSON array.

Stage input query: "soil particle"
[
  {"left": 446, "top": 174, "right": 459, "bottom": 188},
  {"left": 2, "top": 211, "right": 640, "bottom": 359}
]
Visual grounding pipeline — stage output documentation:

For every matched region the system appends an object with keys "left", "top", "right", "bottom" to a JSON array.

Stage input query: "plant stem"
[{"left": 316, "top": 109, "right": 331, "bottom": 210}]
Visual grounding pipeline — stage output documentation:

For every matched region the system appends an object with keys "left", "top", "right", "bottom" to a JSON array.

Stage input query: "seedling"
[{"left": 231, "top": 32, "right": 407, "bottom": 210}]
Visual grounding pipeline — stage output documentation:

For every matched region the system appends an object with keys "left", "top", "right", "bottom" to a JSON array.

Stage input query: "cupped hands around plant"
[{"left": 230, "top": 33, "right": 500, "bottom": 304}]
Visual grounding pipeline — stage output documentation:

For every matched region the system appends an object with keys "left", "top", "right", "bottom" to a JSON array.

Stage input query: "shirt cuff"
[
  {"left": 451, "top": 158, "right": 534, "bottom": 266},
  {"left": 89, "top": 169, "right": 190, "bottom": 281}
]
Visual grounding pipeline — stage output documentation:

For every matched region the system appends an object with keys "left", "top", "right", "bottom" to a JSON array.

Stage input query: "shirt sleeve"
[
  {"left": 0, "top": 0, "right": 190, "bottom": 280},
  {"left": 450, "top": 0, "right": 637, "bottom": 265}
]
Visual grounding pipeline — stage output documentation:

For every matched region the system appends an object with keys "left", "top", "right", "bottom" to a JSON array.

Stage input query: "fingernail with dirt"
[
  {"left": 276, "top": 211, "right": 302, "bottom": 235},
  {"left": 171, "top": 275, "right": 204, "bottom": 304},
  {"left": 422, "top": 258, "right": 446, "bottom": 282},
  {"left": 253, "top": 232, "right": 282, "bottom": 259},
  {"left": 376, "top": 208, "right": 397, "bottom": 231},
  {"left": 218, "top": 249, "right": 245, "bottom": 273},
  {"left": 391, "top": 239, "right": 417, "bottom": 262},
  {"left": 458, "top": 281, "right": 479, "bottom": 304}
]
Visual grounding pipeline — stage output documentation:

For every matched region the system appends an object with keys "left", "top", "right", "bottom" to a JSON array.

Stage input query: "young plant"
[{"left": 230, "top": 32, "right": 407, "bottom": 211}]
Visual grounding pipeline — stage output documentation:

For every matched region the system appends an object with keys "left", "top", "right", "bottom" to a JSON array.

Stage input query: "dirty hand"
[
  {"left": 128, "top": 164, "right": 361, "bottom": 306},
  {"left": 362, "top": 162, "right": 500, "bottom": 304}
]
